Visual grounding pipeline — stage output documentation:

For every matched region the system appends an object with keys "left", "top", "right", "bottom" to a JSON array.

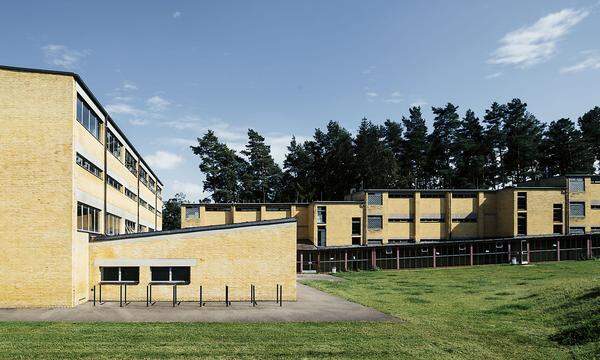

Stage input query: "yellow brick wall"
[
  {"left": 89, "top": 222, "right": 297, "bottom": 301},
  {"left": 312, "top": 203, "right": 363, "bottom": 246},
  {"left": 524, "top": 189, "right": 564, "bottom": 235},
  {"left": 0, "top": 69, "right": 76, "bottom": 307}
]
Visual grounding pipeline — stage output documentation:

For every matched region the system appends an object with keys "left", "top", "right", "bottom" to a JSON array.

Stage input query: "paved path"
[{"left": 0, "top": 283, "right": 398, "bottom": 323}]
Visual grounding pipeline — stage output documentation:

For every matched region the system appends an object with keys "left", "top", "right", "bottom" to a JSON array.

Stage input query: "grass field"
[{"left": 0, "top": 261, "right": 598, "bottom": 359}]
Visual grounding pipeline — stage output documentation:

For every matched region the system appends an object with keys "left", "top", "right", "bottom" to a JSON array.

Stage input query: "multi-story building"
[
  {"left": 0, "top": 65, "right": 164, "bottom": 306},
  {"left": 181, "top": 175, "right": 600, "bottom": 247}
]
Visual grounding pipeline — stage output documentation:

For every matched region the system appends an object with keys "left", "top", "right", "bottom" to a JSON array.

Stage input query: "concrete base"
[{"left": 0, "top": 283, "right": 398, "bottom": 323}]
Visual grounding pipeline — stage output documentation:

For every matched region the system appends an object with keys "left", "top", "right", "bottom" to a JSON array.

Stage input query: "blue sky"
[{"left": 2, "top": 1, "right": 600, "bottom": 200}]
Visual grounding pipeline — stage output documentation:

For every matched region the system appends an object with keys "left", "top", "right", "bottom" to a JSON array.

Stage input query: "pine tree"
[
  {"left": 190, "top": 130, "right": 244, "bottom": 202},
  {"left": 402, "top": 106, "right": 429, "bottom": 188},
  {"left": 482, "top": 102, "right": 507, "bottom": 188},
  {"left": 319, "top": 121, "right": 356, "bottom": 199},
  {"left": 383, "top": 119, "right": 408, "bottom": 187},
  {"left": 240, "top": 129, "right": 283, "bottom": 202},
  {"left": 161, "top": 193, "right": 187, "bottom": 230},
  {"left": 540, "top": 118, "right": 594, "bottom": 177},
  {"left": 455, "top": 110, "right": 486, "bottom": 188},
  {"left": 280, "top": 136, "right": 316, "bottom": 202},
  {"left": 502, "top": 99, "right": 544, "bottom": 184},
  {"left": 578, "top": 106, "right": 600, "bottom": 169},
  {"left": 426, "top": 103, "right": 461, "bottom": 188},
  {"left": 354, "top": 118, "right": 398, "bottom": 189}
]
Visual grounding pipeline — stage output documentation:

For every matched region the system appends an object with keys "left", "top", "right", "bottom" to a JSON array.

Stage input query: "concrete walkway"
[{"left": 0, "top": 283, "right": 398, "bottom": 323}]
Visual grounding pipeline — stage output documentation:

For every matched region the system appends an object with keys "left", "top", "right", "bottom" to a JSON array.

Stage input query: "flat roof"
[
  {"left": 91, "top": 218, "right": 297, "bottom": 242},
  {"left": 182, "top": 202, "right": 310, "bottom": 206},
  {"left": 0, "top": 64, "right": 163, "bottom": 186},
  {"left": 360, "top": 188, "right": 496, "bottom": 193}
]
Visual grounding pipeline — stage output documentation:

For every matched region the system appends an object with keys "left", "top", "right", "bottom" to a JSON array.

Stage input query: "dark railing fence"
[{"left": 298, "top": 234, "right": 600, "bottom": 273}]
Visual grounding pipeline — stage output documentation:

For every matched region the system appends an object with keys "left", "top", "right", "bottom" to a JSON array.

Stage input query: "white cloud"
[
  {"left": 485, "top": 72, "right": 503, "bottom": 79},
  {"left": 173, "top": 11, "right": 182, "bottom": 18},
  {"left": 365, "top": 92, "right": 378, "bottom": 98},
  {"left": 382, "top": 91, "right": 403, "bottom": 104},
  {"left": 145, "top": 150, "right": 184, "bottom": 170},
  {"left": 362, "top": 66, "right": 375, "bottom": 75},
  {"left": 489, "top": 8, "right": 589, "bottom": 67},
  {"left": 106, "top": 103, "right": 146, "bottom": 116},
  {"left": 42, "top": 44, "right": 90, "bottom": 69},
  {"left": 129, "top": 119, "right": 149, "bottom": 126},
  {"left": 122, "top": 81, "right": 138, "bottom": 91},
  {"left": 560, "top": 51, "right": 600, "bottom": 73},
  {"left": 169, "top": 180, "right": 206, "bottom": 201},
  {"left": 409, "top": 100, "right": 428, "bottom": 108},
  {"left": 147, "top": 96, "right": 171, "bottom": 111}
]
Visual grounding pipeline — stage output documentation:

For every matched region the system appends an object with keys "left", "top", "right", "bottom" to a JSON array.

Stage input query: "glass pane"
[
  {"left": 171, "top": 267, "right": 191, "bottom": 283},
  {"left": 101, "top": 267, "right": 119, "bottom": 282},
  {"left": 120, "top": 267, "right": 139, "bottom": 282},
  {"left": 151, "top": 267, "right": 170, "bottom": 282}
]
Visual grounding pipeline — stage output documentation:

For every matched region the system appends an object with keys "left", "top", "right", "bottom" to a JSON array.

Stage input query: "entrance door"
[{"left": 520, "top": 239, "right": 529, "bottom": 264}]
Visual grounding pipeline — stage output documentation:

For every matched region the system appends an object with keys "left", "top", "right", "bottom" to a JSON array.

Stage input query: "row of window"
[
  {"left": 77, "top": 202, "right": 154, "bottom": 234},
  {"left": 76, "top": 153, "right": 102, "bottom": 179},
  {"left": 107, "top": 175, "right": 123, "bottom": 192},
  {"left": 77, "top": 96, "right": 102, "bottom": 140},
  {"left": 100, "top": 266, "right": 191, "bottom": 284}
]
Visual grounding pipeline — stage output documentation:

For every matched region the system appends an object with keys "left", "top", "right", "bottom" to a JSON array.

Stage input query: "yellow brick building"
[
  {"left": 0, "top": 66, "right": 298, "bottom": 308},
  {"left": 181, "top": 175, "right": 600, "bottom": 248}
]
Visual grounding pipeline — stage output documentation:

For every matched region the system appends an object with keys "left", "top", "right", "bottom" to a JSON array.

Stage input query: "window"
[
  {"left": 100, "top": 267, "right": 139, "bottom": 283},
  {"left": 206, "top": 205, "right": 231, "bottom": 212},
  {"left": 591, "top": 203, "right": 600, "bottom": 210},
  {"left": 76, "top": 153, "right": 102, "bottom": 179},
  {"left": 77, "top": 202, "right": 100, "bottom": 233},
  {"left": 125, "top": 150, "right": 137, "bottom": 175},
  {"left": 139, "top": 198, "right": 148, "bottom": 209},
  {"left": 125, "top": 219, "right": 136, "bottom": 234},
  {"left": 317, "top": 206, "right": 326, "bottom": 224},
  {"left": 367, "top": 215, "right": 383, "bottom": 230},
  {"left": 421, "top": 192, "right": 445, "bottom": 198},
  {"left": 421, "top": 217, "right": 445, "bottom": 223},
  {"left": 553, "top": 224, "right": 563, "bottom": 235},
  {"left": 125, "top": 188, "right": 137, "bottom": 201},
  {"left": 149, "top": 178, "right": 156, "bottom": 193},
  {"left": 138, "top": 224, "right": 148, "bottom": 232},
  {"left": 151, "top": 267, "right": 190, "bottom": 284},
  {"left": 266, "top": 205, "right": 290, "bottom": 211},
  {"left": 592, "top": 176, "right": 600, "bottom": 184},
  {"left": 569, "top": 227, "right": 585, "bottom": 235},
  {"left": 76, "top": 96, "right": 102, "bottom": 139},
  {"left": 106, "top": 129, "right": 123, "bottom": 159},
  {"left": 591, "top": 227, "right": 600, "bottom": 233},
  {"left": 157, "top": 187, "right": 162, "bottom": 199},
  {"left": 453, "top": 217, "right": 477, "bottom": 223},
  {"left": 186, "top": 207, "right": 199, "bottom": 219},
  {"left": 569, "top": 202, "right": 585, "bottom": 218},
  {"left": 388, "top": 192, "right": 413, "bottom": 199},
  {"left": 106, "top": 213, "right": 121, "bottom": 235},
  {"left": 389, "top": 218, "right": 413, "bottom": 223},
  {"left": 149, "top": 227, "right": 154, "bottom": 232},
  {"left": 317, "top": 226, "right": 326, "bottom": 247},
  {"left": 148, "top": 204, "right": 155, "bottom": 213},
  {"left": 106, "top": 175, "right": 123, "bottom": 192},
  {"left": 367, "top": 192, "right": 383, "bottom": 205},
  {"left": 517, "top": 192, "right": 527, "bottom": 211},
  {"left": 236, "top": 206, "right": 260, "bottom": 212},
  {"left": 553, "top": 204, "right": 563, "bottom": 222},
  {"left": 367, "top": 239, "right": 383, "bottom": 245},
  {"left": 139, "top": 167, "right": 148, "bottom": 186},
  {"left": 352, "top": 237, "right": 361, "bottom": 245},
  {"left": 351, "top": 217, "right": 361, "bottom": 236},
  {"left": 517, "top": 213, "right": 527, "bottom": 236},
  {"left": 568, "top": 178, "right": 585, "bottom": 193},
  {"left": 452, "top": 192, "right": 477, "bottom": 198}
]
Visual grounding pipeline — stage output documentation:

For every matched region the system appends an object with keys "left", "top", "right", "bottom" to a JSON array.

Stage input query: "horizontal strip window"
[
  {"left": 106, "top": 175, "right": 123, "bottom": 192},
  {"left": 388, "top": 193, "right": 413, "bottom": 199},
  {"left": 148, "top": 178, "right": 156, "bottom": 193},
  {"left": 106, "top": 129, "right": 123, "bottom": 159},
  {"left": 388, "top": 239, "right": 415, "bottom": 244},
  {"left": 148, "top": 205, "right": 155, "bottom": 213},
  {"left": 139, "top": 167, "right": 148, "bottom": 186},
  {"left": 125, "top": 188, "right": 137, "bottom": 201},
  {"left": 138, "top": 224, "right": 148, "bottom": 232},
  {"left": 266, "top": 206, "right": 290, "bottom": 211},
  {"left": 591, "top": 227, "right": 600, "bottom": 233},
  {"left": 206, "top": 205, "right": 231, "bottom": 212},
  {"left": 569, "top": 227, "right": 585, "bottom": 235},
  {"left": 151, "top": 266, "right": 190, "bottom": 284},
  {"left": 236, "top": 206, "right": 260, "bottom": 212},
  {"left": 76, "top": 153, "right": 102, "bottom": 179},
  {"left": 101, "top": 266, "right": 139, "bottom": 283},
  {"left": 367, "top": 239, "right": 383, "bottom": 245},
  {"left": 76, "top": 96, "right": 102, "bottom": 140},
  {"left": 77, "top": 202, "right": 101, "bottom": 233},
  {"left": 592, "top": 176, "right": 600, "bottom": 184},
  {"left": 420, "top": 192, "right": 445, "bottom": 198},
  {"left": 156, "top": 187, "right": 162, "bottom": 199},
  {"left": 388, "top": 218, "right": 413, "bottom": 223},
  {"left": 420, "top": 218, "right": 445, "bottom": 223},
  {"left": 452, "top": 218, "right": 477, "bottom": 223},
  {"left": 125, "top": 219, "right": 136, "bottom": 234},
  {"left": 106, "top": 213, "right": 121, "bottom": 235},
  {"left": 125, "top": 150, "right": 138, "bottom": 176},
  {"left": 139, "top": 199, "right": 148, "bottom": 208},
  {"left": 452, "top": 192, "right": 477, "bottom": 198},
  {"left": 591, "top": 205, "right": 600, "bottom": 210}
]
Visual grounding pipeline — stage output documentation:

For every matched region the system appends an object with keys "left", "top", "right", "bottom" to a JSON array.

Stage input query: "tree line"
[{"left": 189, "top": 99, "right": 600, "bottom": 203}]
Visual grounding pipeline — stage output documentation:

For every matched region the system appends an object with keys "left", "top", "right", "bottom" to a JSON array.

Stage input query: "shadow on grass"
[{"left": 549, "top": 287, "right": 600, "bottom": 346}]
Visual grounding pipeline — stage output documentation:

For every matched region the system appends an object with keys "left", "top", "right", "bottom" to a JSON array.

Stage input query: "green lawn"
[{"left": 0, "top": 261, "right": 598, "bottom": 359}]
